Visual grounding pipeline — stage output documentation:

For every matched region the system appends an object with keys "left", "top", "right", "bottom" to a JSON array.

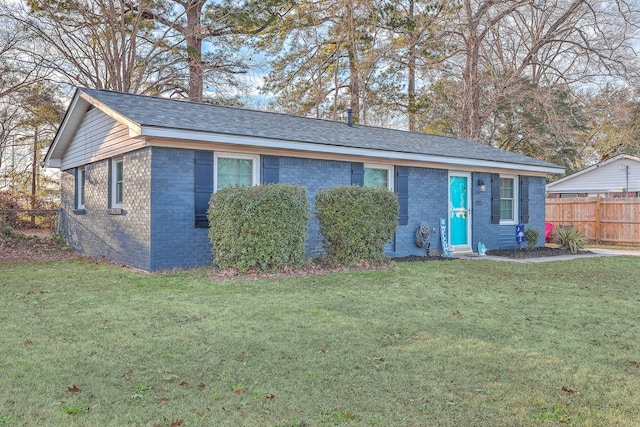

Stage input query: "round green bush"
[
  {"left": 315, "top": 186, "right": 399, "bottom": 266},
  {"left": 208, "top": 184, "right": 310, "bottom": 272}
]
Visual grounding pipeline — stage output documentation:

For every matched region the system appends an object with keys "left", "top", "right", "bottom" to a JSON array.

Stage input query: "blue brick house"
[{"left": 44, "top": 88, "right": 563, "bottom": 271}]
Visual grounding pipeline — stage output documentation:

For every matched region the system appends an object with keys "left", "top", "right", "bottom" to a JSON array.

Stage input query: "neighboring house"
[
  {"left": 546, "top": 154, "right": 640, "bottom": 198},
  {"left": 44, "top": 88, "right": 563, "bottom": 271}
]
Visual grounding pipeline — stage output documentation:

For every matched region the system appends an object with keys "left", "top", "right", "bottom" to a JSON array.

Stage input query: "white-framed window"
[
  {"left": 111, "top": 158, "right": 123, "bottom": 208},
  {"left": 76, "top": 166, "right": 85, "bottom": 209},
  {"left": 499, "top": 175, "right": 518, "bottom": 224},
  {"left": 214, "top": 152, "right": 260, "bottom": 190},
  {"left": 364, "top": 164, "right": 394, "bottom": 191}
]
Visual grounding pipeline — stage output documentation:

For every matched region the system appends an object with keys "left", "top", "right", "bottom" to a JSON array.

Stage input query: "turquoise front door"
[{"left": 449, "top": 173, "right": 471, "bottom": 249}]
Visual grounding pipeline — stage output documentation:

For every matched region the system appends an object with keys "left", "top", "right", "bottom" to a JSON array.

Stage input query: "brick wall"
[
  {"left": 278, "top": 159, "right": 453, "bottom": 257},
  {"left": 394, "top": 167, "right": 449, "bottom": 256},
  {"left": 61, "top": 146, "right": 549, "bottom": 270},
  {"left": 61, "top": 148, "right": 152, "bottom": 270},
  {"left": 472, "top": 174, "right": 547, "bottom": 251},
  {"left": 278, "top": 156, "right": 352, "bottom": 256},
  {"left": 471, "top": 172, "right": 495, "bottom": 250},
  {"left": 150, "top": 147, "right": 211, "bottom": 270}
]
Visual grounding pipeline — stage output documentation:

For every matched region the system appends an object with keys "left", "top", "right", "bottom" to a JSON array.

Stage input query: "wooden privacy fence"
[{"left": 546, "top": 195, "right": 640, "bottom": 245}]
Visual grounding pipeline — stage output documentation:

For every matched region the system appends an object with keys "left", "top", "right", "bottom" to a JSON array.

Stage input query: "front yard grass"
[{"left": 1, "top": 257, "right": 639, "bottom": 426}]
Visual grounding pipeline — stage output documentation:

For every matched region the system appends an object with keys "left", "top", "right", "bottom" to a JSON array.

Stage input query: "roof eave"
[{"left": 141, "top": 126, "right": 565, "bottom": 175}]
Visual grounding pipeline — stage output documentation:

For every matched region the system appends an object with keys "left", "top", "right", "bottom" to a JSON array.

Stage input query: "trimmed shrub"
[
  {"left": 315, "top": 186, "right": 399, "bottom": 266},
  {"left": 208, "top": 184, "right": 310, "bottom": 272},
  {"left": 524, "top": 227, "right": 541, "bottom": 250},
  {"left": 553, "top": 226, "right": 586, "bottom": 253}
]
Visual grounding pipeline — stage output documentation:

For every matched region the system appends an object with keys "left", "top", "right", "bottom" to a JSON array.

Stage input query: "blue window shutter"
[
  {"left": 520, "top": 176, "right": 529, "bottom": 224},
  {"left": 262, "top": 155, "right": 280, "bottom": 184},
  {"left": 194, "top": 150, "right": 214, "bottom": 228},
  {"left": 351, "top": 162, "right": 364, "bottom": 186},
  {"left": 395, "top": 166, "right": 409, "bottom": 225},
  {"left": 491, "top": 173, "right": 500, "bottom": 224}
]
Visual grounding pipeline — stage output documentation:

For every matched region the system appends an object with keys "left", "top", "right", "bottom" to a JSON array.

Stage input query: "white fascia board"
[{"left": 141, "top": 126, "right": 565, "bottom": 175}]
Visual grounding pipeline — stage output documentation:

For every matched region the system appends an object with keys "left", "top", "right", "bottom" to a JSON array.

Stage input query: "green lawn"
[{"left": 1, "top": 257, "right": 639, "bottom": 426}]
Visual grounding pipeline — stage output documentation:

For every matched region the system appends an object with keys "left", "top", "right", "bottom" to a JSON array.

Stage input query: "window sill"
[
  {"left": 107, "top": 208, "right": 123, "bottom": 215},
  {"left": 73, "top": 209, "right": 86, "bottom": 215}
]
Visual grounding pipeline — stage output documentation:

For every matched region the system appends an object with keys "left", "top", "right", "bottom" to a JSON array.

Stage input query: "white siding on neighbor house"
[
  {"left": 61, "top": 107, "right": 145, "bottom": 170},
  {"left": 547, "top": 158, "right": 640, "bottom": 194}
]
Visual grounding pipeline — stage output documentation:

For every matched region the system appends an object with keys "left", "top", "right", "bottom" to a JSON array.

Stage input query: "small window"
[
  {"left": 111, "top": 158, "right": 123, "bottom": 208},
  {"left": 364, "top": 164, "right": 394, "bottom": 191},
  {"left": 76, "top": 167, "right": 86, "bottom": 209},
  {"left": 214, "top": 152, "right": 259, "bottom": 190},
  {"left": 499, "top": 176, "right": 518, "bottom": 224}
]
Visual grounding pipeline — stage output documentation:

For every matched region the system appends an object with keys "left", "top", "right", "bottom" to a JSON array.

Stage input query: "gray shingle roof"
[{"left": 80, "top": 88, "right": 561, "bottom": 170}]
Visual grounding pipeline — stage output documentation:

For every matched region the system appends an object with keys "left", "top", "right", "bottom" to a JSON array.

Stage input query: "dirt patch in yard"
[{"left": 0, "top": 230, "right": 79, "bottom": 263}]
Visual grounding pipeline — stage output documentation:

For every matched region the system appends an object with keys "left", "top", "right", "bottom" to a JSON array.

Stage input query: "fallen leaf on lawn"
[
  {"left": 179, "top": 381, "right": 188, "bottom": 386},
  {"left": 198, "top": 382, "right": 206, "bottom": 389},
  {"left": 169, "top": 419, "right": 184, "bottom": 427},
  {"left": 234, "top": 387, "right": 246, "bottom": 395},
  {"left": 561, "top": 386, "right": 579, "bottom": 394},
  {"left": 24, "top": 339, "right": 32, "bottom": 345},
  {"left": 67, "top": 384, "right": 81, "bottom": 392},
  {"left": 158, "top": 397, "right": 168, "bottom": 404},
  {"left": 628, "top": 361, "right": 640, "bottom": 368},
  {"left": 265, "top": 394, "right": 275, "bottom": 401}
]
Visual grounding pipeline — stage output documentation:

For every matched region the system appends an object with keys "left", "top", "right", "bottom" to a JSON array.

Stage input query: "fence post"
[{"left": 595, "top": 194, "right": 601, "bottom": 244}]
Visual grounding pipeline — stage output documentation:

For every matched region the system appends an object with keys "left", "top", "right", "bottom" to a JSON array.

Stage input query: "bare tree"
[
  {"left": 580, "top": 86, "right": 640, "bottom": 163},
  {"left": 0, "top": 12, "right": 51, "bottom": 192},
  {"left": 2, "top": 0, "right": 181, "bottom": 95},
  {"left": 448, "top": 0, "right": 640, "bottom": 142}
]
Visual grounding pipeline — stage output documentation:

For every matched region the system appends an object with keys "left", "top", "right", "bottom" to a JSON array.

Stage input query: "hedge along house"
[{"left": 44, "top": 88, "right": 564, "bottom": 271}]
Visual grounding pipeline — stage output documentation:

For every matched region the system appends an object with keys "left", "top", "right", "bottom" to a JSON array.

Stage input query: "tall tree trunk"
[
  {"left": 346, "top": 2, "right": 360, "bottom": 123},
  {"left": 460, "top": 0, "right": 482, "bottom": 141},
  {"left": 460, "top": 36, "right": 481, "bottom": 141},
  {"left": 407, "top": 0, "right": 416, "bottom": 132},
  {"left": 186, "top": 0, "right": 206, "bottom": 102}
]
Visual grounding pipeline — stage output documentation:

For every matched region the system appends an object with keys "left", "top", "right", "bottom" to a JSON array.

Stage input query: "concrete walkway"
[{"left": 456, "top": 247, "right": 640, "bottom": 263}]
